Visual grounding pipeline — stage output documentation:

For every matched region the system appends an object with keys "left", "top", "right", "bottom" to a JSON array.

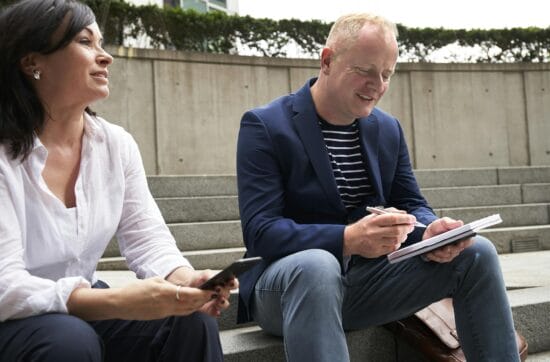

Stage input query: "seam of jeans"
[{"left": 455, "top": 251, "right": 488, "bottom": 361}]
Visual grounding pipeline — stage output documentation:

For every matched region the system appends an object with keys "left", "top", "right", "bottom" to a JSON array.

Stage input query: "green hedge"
[
  {"left": 398, "top": 26, "right": 550, "bottom": 62},
  {"left": 85, "top": 0, "right": 329, "bottom": 57},
  {"left": 2, "top": 0, "right": 549, "bottom": 62}
]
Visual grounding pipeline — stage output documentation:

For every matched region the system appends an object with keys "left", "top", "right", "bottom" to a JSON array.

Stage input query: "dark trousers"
[{"left": 0, "top": 282, "right": 224, "bottom": 362}]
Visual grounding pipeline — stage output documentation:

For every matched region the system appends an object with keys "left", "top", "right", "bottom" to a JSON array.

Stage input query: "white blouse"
[{"left": 0, "top": 114, "right": 191, "bottom": 321}]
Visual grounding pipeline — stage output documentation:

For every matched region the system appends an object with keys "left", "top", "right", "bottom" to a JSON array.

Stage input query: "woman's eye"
[{"left": 79, "top": 38, "right": 92, "bottom": 45}]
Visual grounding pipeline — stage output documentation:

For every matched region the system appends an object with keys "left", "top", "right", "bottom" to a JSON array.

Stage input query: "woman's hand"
[
  {"left": 167, "top": 268, "right": 239, "bottom": 317},
  {"left": 68, "top": 267, "right": 240, "bottom": 321},
  {"left": 67, "top": 276, "right": 217, "bottom": 321},
  {"left": 114, "top": 277, "right": 217, "bottom": 319}
]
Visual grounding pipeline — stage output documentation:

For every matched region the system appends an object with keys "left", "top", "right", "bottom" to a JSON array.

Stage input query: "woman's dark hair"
[{"left": 0, "top": 0, "right": 96, "bottom": 160}]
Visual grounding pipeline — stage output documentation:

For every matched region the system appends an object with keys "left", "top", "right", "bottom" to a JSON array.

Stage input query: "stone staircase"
[{"left": 98, "top": 166, "right": 550, "bottom": 361}]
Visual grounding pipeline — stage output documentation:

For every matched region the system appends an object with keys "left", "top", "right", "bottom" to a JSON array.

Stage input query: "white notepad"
[{"left": 387, "top": 214, "right": 502, "bottom": 264}]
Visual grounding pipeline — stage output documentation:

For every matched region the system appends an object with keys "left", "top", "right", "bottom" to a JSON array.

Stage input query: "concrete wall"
[{"left": 93, "top": 47, "right": 550, "bottom": 175}]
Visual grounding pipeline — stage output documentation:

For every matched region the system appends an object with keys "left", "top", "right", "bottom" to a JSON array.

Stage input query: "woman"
[{"left": 0, "top": 1, "right": 235, "bottom": 361}]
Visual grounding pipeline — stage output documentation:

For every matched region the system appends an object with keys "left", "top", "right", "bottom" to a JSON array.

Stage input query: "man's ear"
[
  {"left": 19, "top": 53, "right": 40, "bottom": 77},
  {"left": 320, "top": 47, "right": 334, "bottom": 75}
]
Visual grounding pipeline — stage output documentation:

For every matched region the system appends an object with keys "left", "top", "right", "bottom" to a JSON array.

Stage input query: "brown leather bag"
[{"left": 386, "top": 298, "right": 528, "bottom": 361}]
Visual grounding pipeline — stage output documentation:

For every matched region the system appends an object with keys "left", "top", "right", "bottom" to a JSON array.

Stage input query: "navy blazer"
[{"left": 235, "top": 78, "right": 437, "bottom": 323}]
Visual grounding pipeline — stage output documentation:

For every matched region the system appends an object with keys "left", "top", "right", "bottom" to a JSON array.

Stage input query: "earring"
[{"left": 33, "top": 70, "right": 41, "bottom": 80}]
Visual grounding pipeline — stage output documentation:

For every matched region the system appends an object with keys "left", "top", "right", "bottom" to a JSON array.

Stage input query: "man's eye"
[{"left": 354, "top": 68, "right": 369, "bottom": 76}]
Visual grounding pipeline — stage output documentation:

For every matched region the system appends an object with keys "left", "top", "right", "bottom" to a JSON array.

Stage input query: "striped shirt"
[{"left": 319, "top": 118, "right": 374, "bottom": 210}]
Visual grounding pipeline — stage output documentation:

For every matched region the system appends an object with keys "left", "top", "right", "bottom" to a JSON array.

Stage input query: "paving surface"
[
  {"left": 527, "top": 350, "right": 550, "bottom": 361},
  {"left": 499, "top": 250, "right": 550, "bottom": 289}
]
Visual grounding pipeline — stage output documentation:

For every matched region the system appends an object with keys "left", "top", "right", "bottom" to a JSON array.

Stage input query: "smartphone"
[{"left": 199, "top": 256, "right": 263, "bottom": 290}]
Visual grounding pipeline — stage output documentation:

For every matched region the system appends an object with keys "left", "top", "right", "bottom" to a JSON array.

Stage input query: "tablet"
[{"left": 199, "top": 256, "right": 263, "bottom": 290}]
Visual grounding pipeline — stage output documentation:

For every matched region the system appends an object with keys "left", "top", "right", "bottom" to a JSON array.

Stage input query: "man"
[{"left": 236, "top": 13, "right": 519, "bottom": 362}]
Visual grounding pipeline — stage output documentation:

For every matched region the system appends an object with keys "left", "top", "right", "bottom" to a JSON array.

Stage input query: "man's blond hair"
[{"left": 326, "top": 13, "right": 398, "bottom": 57}]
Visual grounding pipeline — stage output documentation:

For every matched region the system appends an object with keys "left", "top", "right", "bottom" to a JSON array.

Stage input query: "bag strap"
[{"left": 414, "top": 298, "right": 460, "bottom": 349}]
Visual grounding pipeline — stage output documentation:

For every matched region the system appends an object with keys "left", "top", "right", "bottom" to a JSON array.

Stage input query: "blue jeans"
[{"left": 251, "top": 236, "right": 520, "bottom": 362}]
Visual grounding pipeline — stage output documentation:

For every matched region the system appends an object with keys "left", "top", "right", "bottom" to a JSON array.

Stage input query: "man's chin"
[{"left": 356, "top": 108, "right": 374, "bottom": 118}]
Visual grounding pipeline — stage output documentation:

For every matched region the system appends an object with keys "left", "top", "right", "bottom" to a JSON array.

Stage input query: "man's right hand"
[{"left": 343, "top": 210, "right": 416, "bottom": 258}]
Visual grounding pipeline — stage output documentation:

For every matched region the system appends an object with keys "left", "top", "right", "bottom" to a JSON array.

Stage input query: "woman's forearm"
[{"left": 66, "top": 287, "right": 120, "bottom": 321}]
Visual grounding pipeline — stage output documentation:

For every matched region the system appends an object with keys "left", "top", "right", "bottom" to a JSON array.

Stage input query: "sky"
[{"left": 237, "top": 0, "right": 550, "bottom": 30}]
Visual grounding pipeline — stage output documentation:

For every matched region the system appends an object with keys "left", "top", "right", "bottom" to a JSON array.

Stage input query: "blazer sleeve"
[
  {"left": 386, "top": 121, "right": 437, "bottom": 228},
  {"left": 236, "top": 110, "right": 345, "bottom": 263}
]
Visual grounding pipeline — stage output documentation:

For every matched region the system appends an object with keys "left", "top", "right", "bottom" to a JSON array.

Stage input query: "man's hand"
[
  {"left": 422, "top": 217, "right": 475, "bottom": 263},
  {"left": 343, "top": 209, "right": 415, "bottom": 258}
]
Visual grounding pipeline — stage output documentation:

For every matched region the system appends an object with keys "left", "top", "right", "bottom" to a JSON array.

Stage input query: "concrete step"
[
  {"left": 220, "top": 325, "right": 400, "bottom": 362},
  {"left": 218, "top": 250, "right": 550, "bottom": 332},
  {"left": 423, "top": 184, "right": 522, "bottom": 208},
  {"left": 101, "top": 222, "right": 550, "bottom": 259},
  {"left": 154, "top": 196, "right": 550, "bottom": 225},
  {"left": 414, "top": 167, "right": 498, "bottom": 188},
  {"left": 102, "top": 220, "right": 243, "bottom": 257},
  {"left": 156, "top": 196, "right": 239, "bottom": 223},
  {"left": 424, "top": 183, "right": 550, "bottom": 208},
  {"left": 145, "top": 166, "right": 550, "bottom": 198},
  {"left": 435, "top": 203, "right": 550, "bottom": 228},
  {"left": 147, "top": 175, "right": 236, "bottom": 198},
  {"left": 96, "top": 255, "right": 550, "bottom": 358},
  {"left": 96, "top": 251, "right": 550, "bottom": 359},
  {"left": 499, "top": 251, "right": 550, "bottom": 290},
  {"left": 480, "top": 225, "right": 550, "bottom": 253},
  {"left": 508, "top": 286, "right": 550, "bottom": 354},
  {"left": 97, "top": 251, "right": 550, "bottom": 332},
  {"left": 498, "top": 166, "right": 550, "bottom": 185},
  {"left": 95, "top": 274, "right": 548, "bottom": 335},
  {"left": 523, "top": 183, "right": 550, "bottom": 204},
  {"left": 415, "top": 166, "right": 550, "bottom": 188},
  {"left": 123, "top": 167, "right": 550, "bottom": 359},
  {"left": 97, "top": 247, "right": 246, "bottom": 271},
  {"left": 168, "top": 221, "right": 243, "bottom": 251},
  {"left": 218, "top": 285, "right": 550, "bottom": 360},
  {"left": 181, "top": 248, "right": 246, "bottom": 270},
  {"left": 527, "top": 350, "right": 550, "bottom": 361}
]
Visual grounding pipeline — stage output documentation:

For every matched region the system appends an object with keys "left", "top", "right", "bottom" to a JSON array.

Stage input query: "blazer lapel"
[
  {"left": 358, "top": 114, "right": 385, "bottom": 205},
  {"left": 292, "top": 82, "right": 345, "bottom": 213}
]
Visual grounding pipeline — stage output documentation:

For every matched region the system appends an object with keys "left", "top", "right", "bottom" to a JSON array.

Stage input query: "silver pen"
[{"left": 366, "top": 206, "right": 427, "bottom": 228}]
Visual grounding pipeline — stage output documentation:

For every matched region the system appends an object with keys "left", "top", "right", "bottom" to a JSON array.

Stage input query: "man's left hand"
[{"left": 422, "top": 217, "right": 475, "bottom": 263}]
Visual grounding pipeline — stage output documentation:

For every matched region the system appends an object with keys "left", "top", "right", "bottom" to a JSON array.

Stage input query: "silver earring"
[{"left": 33, "top": 70, "right": 41, "bottom": 80}]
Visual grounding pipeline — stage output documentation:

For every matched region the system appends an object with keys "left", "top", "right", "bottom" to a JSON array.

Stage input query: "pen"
[{"left": 366, "top": 206, "right": 427, "bottom": 228}]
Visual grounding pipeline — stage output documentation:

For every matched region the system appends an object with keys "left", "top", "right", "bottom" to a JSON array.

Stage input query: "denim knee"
[
  {"left": 288, "top": 249, "right": 342, "bottom": 293},
  {"left": 464, "top": 235, "right": 498, "bottom": 260},
  {"left": 459, "top": 235, "right": 501, "bottom": 276}
]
